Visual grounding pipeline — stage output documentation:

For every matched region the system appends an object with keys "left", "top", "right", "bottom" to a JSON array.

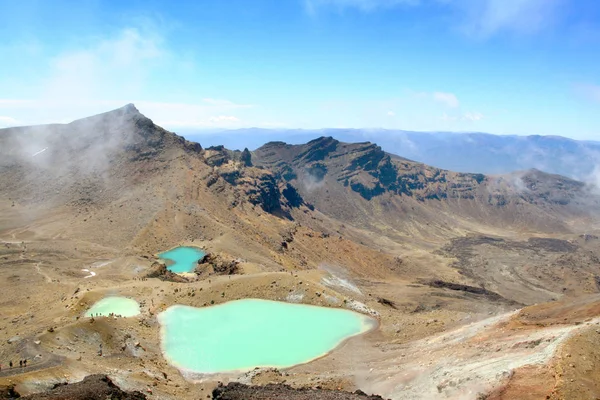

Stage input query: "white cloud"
[
  {"left": 387, "top": 110, "right": 396, "bottom": 116},
  {"left": 462, "top": 112, "right": 484, "bottom": 121},
  {"left": 0, "top": 98, "right": 252, "bottom": 129},
  {"left": 202, "top": 98, "right": 253, "bottom": 108},
  {"left": 132, "top": 101, "right": 247, "bottom": 128},
  {"left": 0, "top": 26, "right": 257, "bottom": 129},
  {"left": 441, "top": 112, "right": 457, "bottom": 121},
  {"left": 0, "top": 27, "right": 167, "bottom": 125},
  {"left": 433, "top": 92, "right": 460, "bottom": 108},
  {"left": 306, "top": 0, "right": 565, "bottom": 38},
  {"left": 305, "top": 0, "right": 420, "bottom": 13},
  {"left": 0, "top": 116, "right": 18, "bottom": 128},
  {"left": 0, "top": 99, "right": 31, "bottom": 107},
  {"left": 443, "top": 0, "right": 565, "bottom": 38},
  {"left": 576, "top": 83, "right": 600, "bottom": 103},
  {"left": 209, "top": 115, "right": 240, "bottom": 123},
  {"left": 43, "top": 28, "right": 163, "bottom": 105}
]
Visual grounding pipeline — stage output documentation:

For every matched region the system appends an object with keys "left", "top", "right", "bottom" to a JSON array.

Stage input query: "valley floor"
[{"left": 2, "top": 221, "right": 600, "bottom": 400}]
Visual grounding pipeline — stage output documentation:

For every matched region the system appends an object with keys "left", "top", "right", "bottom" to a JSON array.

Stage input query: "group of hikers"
[
  {"left": 0, "top": 359, "right": 28, "bottom": 371},
  {"left": 90, "top": 313, "right": 124, "bottom": 318}
]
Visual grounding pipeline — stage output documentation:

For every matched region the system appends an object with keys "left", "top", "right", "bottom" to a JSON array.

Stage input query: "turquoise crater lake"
[
  {"left": 159, "top": 246, "right": 205, "bottom": 273},
  {"left": 158, "top": 299, "right": 376, "bottom": 374},
  {"left": 85, "top": 296, "right": 140, "bottom": 317}
]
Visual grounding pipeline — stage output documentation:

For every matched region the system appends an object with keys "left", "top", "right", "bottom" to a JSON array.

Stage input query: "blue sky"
[{"left": 0, "top": 0, "right": 599, "bottom": 139}]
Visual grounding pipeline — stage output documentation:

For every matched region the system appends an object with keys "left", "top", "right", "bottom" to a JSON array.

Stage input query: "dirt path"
[
  {"left": 35, "top": 262, "right": 53, "bottom": 283},
  {"left": 0, "top": 339, "right": 64, "bottom": 379}
]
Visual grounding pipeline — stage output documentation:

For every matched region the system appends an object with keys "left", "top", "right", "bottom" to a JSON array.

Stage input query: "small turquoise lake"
[
  {"left": 158, "top": 299, "right": 376, "bottom": 374},
  {"left": 159, "top": 246, "right": 205, "bottom": 273},
  {"left": 85, "top": 297, "right": 140, "bottom": 317}
]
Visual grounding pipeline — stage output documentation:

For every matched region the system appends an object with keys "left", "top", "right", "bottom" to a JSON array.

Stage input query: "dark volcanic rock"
[
  {"left": 349, "top": 179, "right": 385, "bottom": 200},
  {"left": 245, "top": 172, "right": 281, "bottom": 213},
  {"left": 527, "top": 237, "right": 578, "bottom": 253},
  {"left": 240, "top": 148, "right": 253, "bottom": 167},
  {"left": 426, "top": 280, "right": 520, "bottom": 305},
  {"left": 212, "top": 382, "right": 387, "bottom": 400},
  {"left": 210, "top": 160, "right": 308, "bottom": 218},
  {"left": 196, "top": 252, "right": 240, "bottom": 276},
  {"left": 185, "top": 140, "right": 202, "bottom": 153},
  {"left": 346, "top": 142, "right": 386, "bottom": 172},
  {"left": 306, "top": 162, "right": 328, "bottom": 182},
  {"left": 295, "top": 136, "right": 339, "bottom": 163},
  {"left": 18, "top": 375, "right": 146, "bottom": 400},
  {"left": 205, "top": 145, "right": 231, "bottom": 167},
  {"left": 0, "top": 384, "right": 20, "bottom": 399},
  {"left": 281, "top": 183, "right": 304, "bottom": 208},
  {"left": 145, "top": 261, "right": 189, "bottom": 282},
  {"left": 254, "top": 137, "right": 486, "bottom": 202}
]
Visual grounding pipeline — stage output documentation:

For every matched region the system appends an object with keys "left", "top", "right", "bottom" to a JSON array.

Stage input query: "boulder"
[
  {"left": 196, "top": 252, "right": 240, "bottom": 276},
  {"left": 144, "top": 261, "right": 189, "bottom": 283}
]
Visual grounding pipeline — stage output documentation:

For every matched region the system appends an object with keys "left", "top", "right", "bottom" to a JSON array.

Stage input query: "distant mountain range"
[{"left": 184, "top": 129, "right": 600, "bottom": 182}]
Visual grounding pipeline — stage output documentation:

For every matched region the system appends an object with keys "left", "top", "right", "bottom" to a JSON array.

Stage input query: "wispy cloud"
[
  {"left": 209, "top": 115, "right": 240, "bottom": 123},
  {"left": 433, "top": 91, "right": 460, "bottom": 108},
  {"left": 575, "top": 83, "right": 600, "bottom": 103},
  {"left": 306, "top": 0, "right": 566, "bottom": 38},
  {"left": 304, "top": 0, "right": 420, "bottom": 13},
  {"left": 0, "top": 25, "right": 255, "bottom": 129},
  {"left": 462, "top": 111, "right": 484, "bottom": 121},
  {"left": 441, "top": 111, "right": 484, "bottom": 122},
  {"left": 451, "top": 0, "right": 566, "bottom": 38},
  {"left": 44, "top": 27, "right": 163, "bottom": 105},
  {"left": 441, "top": 112, "right": 457, "bottom": 121},
  {"left": 0, "top": 116, "right": 18, "bottom": 128},
  {"left": 0, "top": 98, "right": 250, "bottom": 129},
  {"left": 135, "top": 101, "right": 248, "bottom": 128},
  {"left": 202, "top": 98, "right": 253, "bottom": 108}
]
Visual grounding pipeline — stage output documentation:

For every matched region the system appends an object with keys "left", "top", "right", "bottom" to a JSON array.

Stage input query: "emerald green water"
[
  {"left": 158, "top": 299, "right": 376, "bottom": 374},
  {"left": 159, "top": 246, "right": 205, "bottom": 273},
  {"left": 85, "top": 297, "right": 140, "bottom": 317}
]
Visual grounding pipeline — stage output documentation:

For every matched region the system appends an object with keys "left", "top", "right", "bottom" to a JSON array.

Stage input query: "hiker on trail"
[
  {"left": 23, "top": 359, "right": 27, "bottom": 367},
  {"left": 9, "top": 361, "right": 13, "bottom": 368},
  {"left": 19, "top": 360, "right": 22, "bottom": 367}
]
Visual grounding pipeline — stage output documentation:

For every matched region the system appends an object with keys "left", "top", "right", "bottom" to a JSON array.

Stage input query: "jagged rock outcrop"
[
  {"left": 253, "top": 136, "right": 591, "bottom": 208},
  {"left": 184, "top": 140, "right": 202, "bottom": 153},
  {"left": 212, "top": 382, "right": 387, "bottom": 400},
  {"left": 240, "top": 148, "right": 252, "bottom": 167},
  {"left": 14, "top": 375, "right": 146, "bottom": 400},
  {"left": 254, "top": 137, "right": 486, "bottom": 201},
  {"left": 196, "top": 252, "right": 240, "bottom": 276},
  {"left": 209, "top": 159, "right": 309, "bottom": 218},
  {"left": 145, "top": 261, "right": 189, "bottom": 282},
  {"left": 0, "top": 384, "right": 20, "bottom": 399},
  {"left": 242, "top": 170, "right": 282, "bottom": 213},
  {"left": 204, "top": 145, "right": 231, "bottom": 167},
  {"left": 197, "top": 141, "right": 309, "bottom": 217},
  {"left": 294, "top": 136, "right": 338, "bottom": 163},
  {"left": 305, "top": 162, "right": 328, "bottom": 182},
  {"left": 281, "top": 183, "right": 304, "bottom": 208}
]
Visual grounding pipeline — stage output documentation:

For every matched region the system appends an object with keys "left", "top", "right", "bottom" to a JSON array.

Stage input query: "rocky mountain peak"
[{"left": 295, "top": 136, "right": 339, "bottom": 163}]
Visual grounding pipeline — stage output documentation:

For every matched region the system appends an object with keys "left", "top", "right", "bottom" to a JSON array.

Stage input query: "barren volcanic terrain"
[{"left": 2, "top": 105, "right": 600, "bottom": 399}]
